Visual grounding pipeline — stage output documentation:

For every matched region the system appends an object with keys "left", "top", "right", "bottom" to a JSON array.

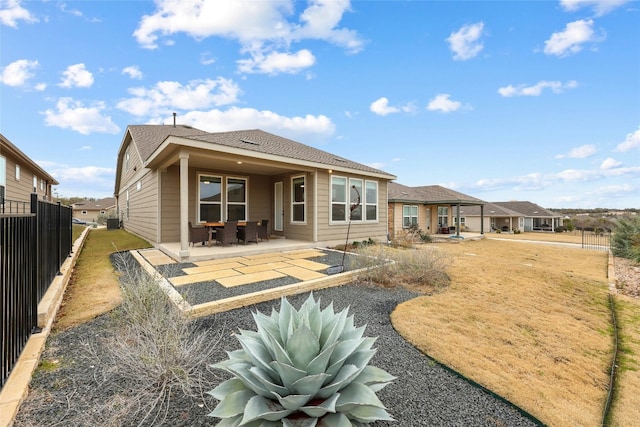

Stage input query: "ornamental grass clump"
[{"left": 208, "top": 293, "right": 396, "bottom": 426}]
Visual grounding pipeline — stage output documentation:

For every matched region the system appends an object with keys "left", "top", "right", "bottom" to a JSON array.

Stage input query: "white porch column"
[{"left": 179, "top": 152, "right": 190, "bottom": 258}]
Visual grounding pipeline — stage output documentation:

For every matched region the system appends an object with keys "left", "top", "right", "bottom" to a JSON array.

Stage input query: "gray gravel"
[{"left": 14, "top": 284, "right": 542, "bottom": 426}]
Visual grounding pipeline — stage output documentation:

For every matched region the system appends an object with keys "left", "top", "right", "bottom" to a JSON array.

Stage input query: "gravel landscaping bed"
[
  {"left": 155, "top": 249, "right": 359, "bottom": 306},
  {"left": 14, "top": 284, "right": 541, "bottom": 427}
]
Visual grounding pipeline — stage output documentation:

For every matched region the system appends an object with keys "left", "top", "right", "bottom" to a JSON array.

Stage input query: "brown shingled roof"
[
  {"left": 493, "top": 201, "right": 559, "bottom": 217},
  {"left": 388, "top": 182, "right": 486, "bottom": 205},
  {"left": 127, "top": 125, "right": 394, "bottom": 178}
]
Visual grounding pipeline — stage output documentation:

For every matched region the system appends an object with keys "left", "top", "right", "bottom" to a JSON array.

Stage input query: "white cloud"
[
  {"left": 446, "top": 22, "right": 485, "bottom": 61},
  {"left": 59, "top": 63, "right": 94, "bottom": 88},
  {"left": 122, "top": 65, "right": 143, "bottom": 80},
  {"left": 47, "top": 163, "right": 116, "bottom": 198},
  {"left": 237, "top": 49, "right": 315, "bottom": 74},
  {"left": 427, "top": 94, "right": 462, "bottom": 113},
  {"left": 0, "top": 0, "right": 38, "bottom": 28},
  {"left": 370, "top": 97, "right": 399, "bottom": 116},
  {"left": 34, "top": 82, "right": 47, "bottom": 91},
  {"left": 498, "top": 80, "right": 578, "bottom": 97},
  {"left": 560, "top": 0, "right": 631, "bottom": 16},
  {"left": 555, "top": 144, "right": 597, "bottom": 159},
  {"left": 154, "top": 106, "right": 335, "bottom": 144},
  {"left": 0, "top": 58, "right": 38, "bottom": 86},
  {"left": 615, "top": 128, "right": 640, "bottom": 152},
  {"left": 200, "top": 51, "right": 216, "bottom": 65},
  {"left": 133, "top": 0, "right": 363, "bottom": 74},
  {"left": 600, "top": 157, "right": 622, "bottom": 170},
  {"left": 117, "top": 77, "right": 240, "bottom": 116},
  {"left": 42, "top": 97, "right": 120, "bottom": 135},
  {"left": 543, "top": 19, "right": 603, "bottom": 57}
]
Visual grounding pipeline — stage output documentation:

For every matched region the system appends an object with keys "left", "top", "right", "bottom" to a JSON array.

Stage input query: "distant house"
[
  {"left": 1, "top": 133, "right": 58, "bottom": 210},
  {"left": 387, "top": 182, "right": 486, "bottom": 237},
  {"left": 113, "top": 125, "right": 396, "bottom": 258},
  {"left": 72, "top": 197, "right": 116, "bottom": 223},
  {"left": 454, "top": 201, "right": 563, "bottom": 232}
]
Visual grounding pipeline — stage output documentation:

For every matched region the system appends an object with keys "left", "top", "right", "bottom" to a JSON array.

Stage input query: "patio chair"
[
  {"left": 216, "top": 221, "right": 238, "bottom": 246},
  {"left": 189, "top": 222, "right": 210, "bottom": 247},
  {"left": 258, "top": 219, "right": 269, "bottom": 242},
  {"left": 237, "top": 221, "right": 258, "bottom": 245}
]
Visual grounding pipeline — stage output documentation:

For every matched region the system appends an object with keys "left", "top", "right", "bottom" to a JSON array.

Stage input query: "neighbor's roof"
[
  {"left": 388, "top": 182, "right": 486, "bottom": 205},
  {"left": 73, "top": 197, "right": 116, "bottom": 211},
  {"left": 126, "top": 125, "right": 396, "bottom": 178},
  {"left": 0, "top": 133, "right": 59, "bottom": 185},
  {"left": 493, "top": 201, "right": 560, "bottom": 217}
]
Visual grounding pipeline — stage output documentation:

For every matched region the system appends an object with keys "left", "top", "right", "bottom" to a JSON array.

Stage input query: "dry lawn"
[
  {"left": 608, "top": 294, "right": 640, "bottom": 427},
  {"left": 487, "top": 230, "right": 584, "bottom": 244},
  {"left": 54, "top": 228, "right": 151, "bottom": 330},
  {"left": 391, "top": 238, "right": 611, "bottom": 427}
]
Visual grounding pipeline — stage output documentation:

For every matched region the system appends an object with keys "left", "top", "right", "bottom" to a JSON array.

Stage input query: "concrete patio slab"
[{"left": 217, "top": 270, "right": 287, "bottom": 288}]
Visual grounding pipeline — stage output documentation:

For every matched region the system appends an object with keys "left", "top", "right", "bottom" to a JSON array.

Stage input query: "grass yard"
[
  {"left": 392, "top": 238, "right": 614, "bottom": 427},
  {"left": 54, "top": 227, "right": 151, "bottom": 330}
]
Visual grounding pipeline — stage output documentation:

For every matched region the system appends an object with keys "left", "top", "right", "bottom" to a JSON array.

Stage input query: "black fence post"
[{"left": 30, "top": 193, "right": 41, "bottom": 334}]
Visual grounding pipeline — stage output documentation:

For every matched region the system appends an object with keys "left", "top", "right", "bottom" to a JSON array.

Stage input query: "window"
[
  {"left": 349, "top": 179, "right": 363, "bottom": 221},
  {"left": 365, "top": 180, "right": 378, "bottom": 221},
  {"left": 291, "top": 176, "right": 305, "bottom": 222},
  {"left": 437, "top": 206, "right": 449, "bottom": 227},
  {"left": 0, "top": 156, "right": 5, "bottom": 201},
  {"left": 227, "top": 177, "right": 247, "bottom": 221},
  {"left": 199, "top": 175, "right": 222, "bottom": 223},
  {"left": 15, "top": 164, "right": 20, "bottom": 181},
  {"left": 403, "top": 205, "right": 418, "bottom": 228},
  {"left": 331, "top": 176, "right": 347, "bottom": 222},
  {"left": 136, "top": 181, "right": 141, "bottom": 191},
  {"left": 125, "top": 147, "right": 130, "bottom": 171},
  {"left": 454, "top": 217, "right": 466, "bottom": 226},
  {"left": 33, "top": 175, "right": 38, "bottom": 192}
]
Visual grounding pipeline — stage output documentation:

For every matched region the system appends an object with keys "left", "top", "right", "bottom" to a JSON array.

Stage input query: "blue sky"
[{"left": 1, "top": 0, "right": 638, "bottom": 209}]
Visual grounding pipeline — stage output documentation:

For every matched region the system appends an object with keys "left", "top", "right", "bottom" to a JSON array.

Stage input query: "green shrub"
[
  {"left": 208, "top": 294, "right": 396, "bottom": 426},
  {"left": 611, "top": 216, "right": 640, "bottom": 263}
]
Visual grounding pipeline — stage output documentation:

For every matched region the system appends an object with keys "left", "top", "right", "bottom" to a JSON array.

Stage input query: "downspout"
[
  {"left": 313, "top": 170, "right": 318, "bottom": 242},
  {"left": 480, "top": 205, "right": 484, "bottom": 234}
]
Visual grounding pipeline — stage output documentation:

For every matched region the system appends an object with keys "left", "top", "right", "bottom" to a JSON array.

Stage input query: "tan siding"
[
  {"left": 2, "top": 150, "right": 55, "bottom": 203},
  {"left": 122, "top": 170, "right": 159, "bottom": 244}
]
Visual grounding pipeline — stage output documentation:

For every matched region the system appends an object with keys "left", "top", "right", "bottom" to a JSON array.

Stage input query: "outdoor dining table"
[{"left": 202, "top": 221, "right": 254, "bottom": 246}]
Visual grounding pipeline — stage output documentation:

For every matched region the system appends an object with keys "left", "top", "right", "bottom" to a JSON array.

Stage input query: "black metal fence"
[
  {"left": 1, "top": 194, "right": 72, "bottom": 388},
  {"left": 580, "top": 228, "right": 611, "bottom": 252}
]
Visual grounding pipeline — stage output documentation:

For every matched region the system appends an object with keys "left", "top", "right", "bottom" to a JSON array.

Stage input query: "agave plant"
[{"left": 208, "top": 293, "right": 396, "bottom": 426}]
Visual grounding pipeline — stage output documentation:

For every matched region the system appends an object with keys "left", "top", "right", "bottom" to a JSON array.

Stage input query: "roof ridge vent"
[{"left": 241, "top": 138, "right": 260, "bottom": 145}]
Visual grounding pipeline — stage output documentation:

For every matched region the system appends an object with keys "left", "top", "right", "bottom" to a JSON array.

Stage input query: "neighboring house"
[
  {"left": 114, "top": 125, "right": 396, "bottom": 258},
  {"left": 387, "top": 182, "right": 487, "bottom": 237},
  {"left": 1, "top": 133, "right": 58, "bottom": 210},
  {"left": 454, "top": 201, "right": 563, "bottom": 232},
  {"left": 73, "top": 197, "right": 116, "bottom": 223}
]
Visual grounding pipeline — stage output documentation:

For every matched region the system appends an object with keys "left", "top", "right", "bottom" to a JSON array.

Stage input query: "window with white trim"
[
  {"left": 198, "top": 175, "right": 222, "bottom": 223},
  {"left": 349, "top": 178, "right": 363, "bottom": 221},
  {"left": 437, "top": 206, "right": 449, "bottom": 227},
  {"left": 0, "top": 156, "right": 5, "bottom": 201},
  {"left": 454, "top": 217, "right": 466, "bottom": 226},
  {"left": 403, "top": 205, "right": 418, "bottom": 228},
  {"left": 365, "top": 180, "right": 378, "bottom": 221},
  {"left": 15, "top": 164, "right": 20, "bottom": 181},
  {"left": 227, "top": 177, "right": 247, "bottom": 221},
  {"left": 331, "top": 176, "right": 347, "bottom": 222},
  {"left": 33, "top": 175, "right": 37, "bottom": 193},
  {"left": 125, "top": 147, "right": 130, "bottom": 171},
  {"left": 291, "top": 176, "right": 305, "bottom": 222}
]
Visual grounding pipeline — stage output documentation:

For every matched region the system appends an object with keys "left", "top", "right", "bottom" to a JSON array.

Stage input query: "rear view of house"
[{"left": 114, "top": 125, "right": 396, "bottom": 258}]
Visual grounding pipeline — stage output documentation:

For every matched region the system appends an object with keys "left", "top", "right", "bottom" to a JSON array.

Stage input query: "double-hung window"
[
  {"left": 438, "top": 206, "right": 449, "bottom": 227},
  {"left": 291, "top": 176, "right": 305, "bottom": 222},
  {"left": 227, "top": 177, "right": 247, "bottom": 221},
  {"left": 199, "top": 175, "right": 222, "bottom": 222},
  {"left": 403, "top": 205, "right": 418, "bottom": 228},
  {"left": 365, "top": 180, "right": 378, "bottom": 221},
  {"left": 349, "top": 179, "right": 363, "bottom": 221},
  {"left": 331, "top": 176, "right": 347, "bottom": 221}
]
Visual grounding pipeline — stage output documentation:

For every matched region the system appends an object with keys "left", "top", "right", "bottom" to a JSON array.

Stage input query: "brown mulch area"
[{"left": 614, "top": 257, "right": 640, "bottom": 298}]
